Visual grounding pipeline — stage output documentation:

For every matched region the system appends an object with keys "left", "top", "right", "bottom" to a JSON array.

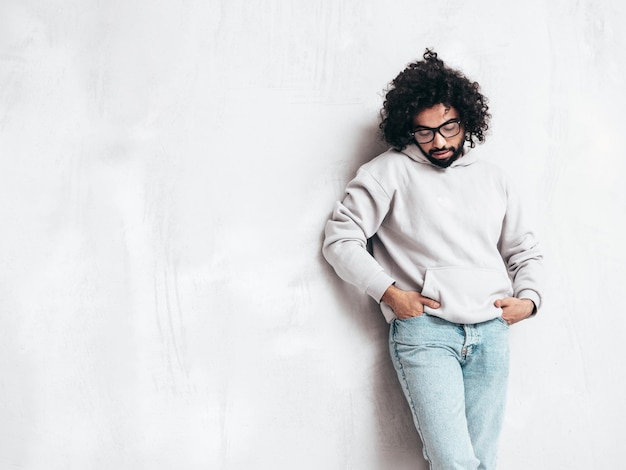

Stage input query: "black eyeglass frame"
[{"left": 410, "top": 118, "right": 463, "bottom": 144}]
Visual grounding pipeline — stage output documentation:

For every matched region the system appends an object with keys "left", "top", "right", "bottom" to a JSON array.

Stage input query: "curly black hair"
[{"left": 379, "top": 49, "right": 490, "bottom": 150}]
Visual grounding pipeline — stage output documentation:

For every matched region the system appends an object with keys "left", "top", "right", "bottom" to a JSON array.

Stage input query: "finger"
[
  {"left": 419, "top": 296, "right": 440, "bottom": 309},
  {"left": 494, "top": 297, "right": 514, "bottom": 308},
  {"left": 398, "top": 309, "right": 423, "bottom": 320}
]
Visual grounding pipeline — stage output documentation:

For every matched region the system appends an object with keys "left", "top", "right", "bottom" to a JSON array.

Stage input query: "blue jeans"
[{"left": 389, "top": 314, "right": 510, "bottom": 470}]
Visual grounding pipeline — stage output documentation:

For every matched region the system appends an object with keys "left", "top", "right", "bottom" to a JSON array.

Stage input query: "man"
[{"left": 322, "top": 49, "right": 543, "bottom": 469}]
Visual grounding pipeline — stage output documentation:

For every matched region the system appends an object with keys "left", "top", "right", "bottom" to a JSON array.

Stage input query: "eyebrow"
[{"left": 413, "top": 118, "right": 460, "bottom": 130}]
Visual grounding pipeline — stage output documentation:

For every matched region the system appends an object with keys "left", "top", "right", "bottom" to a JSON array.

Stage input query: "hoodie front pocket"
[{"left": 421, "top": 267, "right": 512, "bottom": 322}]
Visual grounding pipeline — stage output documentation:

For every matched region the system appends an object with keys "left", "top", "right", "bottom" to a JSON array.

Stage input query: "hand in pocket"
[
  {"left": 494, "top": 297, "right": 535, "bottom": 325},
  {"left": 382, "top": 285, "right": 440, "bottom": 320}
]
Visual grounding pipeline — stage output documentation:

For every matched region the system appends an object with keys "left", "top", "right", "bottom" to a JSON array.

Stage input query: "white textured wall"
[{"left": 1, "top": 1, "right": 624, "bottom": 469}]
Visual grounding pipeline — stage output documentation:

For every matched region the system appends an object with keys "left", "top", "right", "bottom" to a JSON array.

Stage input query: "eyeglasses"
[{"left": 410, "top": 119, "right": 462, "bottom": 144}]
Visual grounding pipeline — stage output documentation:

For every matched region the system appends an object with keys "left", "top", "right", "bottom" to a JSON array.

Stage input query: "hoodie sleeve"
[
  {"left": 497, "top": 178, "right": 544, "bottom": 312},
  {"left": 322, "top": 168, "right": 395, "bottom": 302}
]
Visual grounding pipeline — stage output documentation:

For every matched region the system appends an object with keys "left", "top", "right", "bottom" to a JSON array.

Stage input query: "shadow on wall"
[{"left": 319, "top": 120, "right": 429, "bottom": 469}]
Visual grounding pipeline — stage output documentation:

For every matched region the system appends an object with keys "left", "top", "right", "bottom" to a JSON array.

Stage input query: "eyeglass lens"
[{"left": 413, "top": 121, "right": 460, "bottom": 144}]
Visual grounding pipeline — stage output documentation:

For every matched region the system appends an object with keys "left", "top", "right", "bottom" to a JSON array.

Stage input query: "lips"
[{"left": 430, "top": 148, "right": 453, "bottom": 159}]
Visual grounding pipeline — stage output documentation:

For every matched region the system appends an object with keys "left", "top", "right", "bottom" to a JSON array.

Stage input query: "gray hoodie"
[{"left": 323, "top": 143, "right": 543, "bottom": 324}]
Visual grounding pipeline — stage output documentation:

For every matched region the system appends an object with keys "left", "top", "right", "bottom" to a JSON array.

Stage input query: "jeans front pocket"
[
  {"left": 391, "top": 314, "right": 458, "bottom": 348},
  {"left": 494, "top": 316, "right": 510, "bottom": 328},
  {"left": 392, "top": 314, "right": 430, "bottom": 346}
]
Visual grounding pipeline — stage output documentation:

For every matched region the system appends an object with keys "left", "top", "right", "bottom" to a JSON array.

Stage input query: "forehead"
[{"left": 413, "top": 103, "right": 460, "bottom": 128}]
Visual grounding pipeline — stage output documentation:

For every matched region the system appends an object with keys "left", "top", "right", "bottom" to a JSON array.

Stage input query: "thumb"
[
  {"left": 421, "top": 296, "right": 440, "bottom": 309},
  {"left": 494, "top": 298, "right": 503, "bottom": 308}
]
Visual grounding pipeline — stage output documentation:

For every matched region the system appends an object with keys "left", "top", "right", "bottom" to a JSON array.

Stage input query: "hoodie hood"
[{"left": 400, "top": 143, "right": 478, "bottom": 168}]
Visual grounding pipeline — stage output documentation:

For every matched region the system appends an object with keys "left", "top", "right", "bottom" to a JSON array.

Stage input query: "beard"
[{"left": 419, "top": 143, "right": 465, "bottom": 168}]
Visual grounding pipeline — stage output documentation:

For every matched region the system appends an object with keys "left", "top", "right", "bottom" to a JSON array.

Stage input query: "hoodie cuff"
[{"left": 365, "top": 271, "right": 396, "bottom": 303}]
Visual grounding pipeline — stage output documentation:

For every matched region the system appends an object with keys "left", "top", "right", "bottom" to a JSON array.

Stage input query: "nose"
[{"left": 432, "top": 131, "right": 447, "bottom": 148}]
